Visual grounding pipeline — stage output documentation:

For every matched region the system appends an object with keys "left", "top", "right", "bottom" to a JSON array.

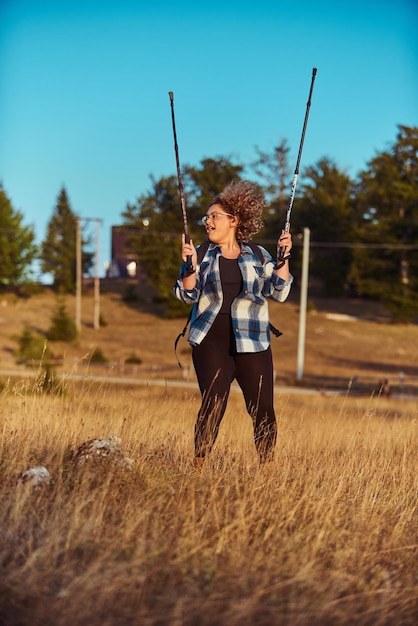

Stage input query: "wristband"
[{"left": 274, "top": 253, "right": 291, "bottom": 270}]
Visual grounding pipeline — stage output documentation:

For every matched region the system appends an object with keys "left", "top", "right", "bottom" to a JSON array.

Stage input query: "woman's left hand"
[{"left": 278, "top": 230, "right": 292, "bottom": 258}]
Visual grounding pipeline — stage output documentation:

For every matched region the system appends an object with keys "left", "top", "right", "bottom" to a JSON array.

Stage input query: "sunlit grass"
[{"left": 0, "top": 380, "right": 417, "bottom": 625}]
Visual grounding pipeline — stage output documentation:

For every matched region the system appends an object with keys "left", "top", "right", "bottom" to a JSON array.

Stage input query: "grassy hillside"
[{"left": 0, "top": 283, "right": 417, "bottom": 392}]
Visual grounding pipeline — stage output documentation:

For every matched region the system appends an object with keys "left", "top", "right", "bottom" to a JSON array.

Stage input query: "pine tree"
[
  {"left": 293, "top": 158, "right": 357, "bottom": 295},
  {"left": 0, "top": 184, "right": 37, "bottom": 290},
  {"left": 47, "top": 296, "right": 78, "bottom": 341},
  {"left": 41, "top": 187, "right": 93, "bottom": 293},
  {"left": 350, "top": 125, "right": 418, "bottom": 320},
  {"left": 41, "top": 188, "right": 77, "bottom": 292}
]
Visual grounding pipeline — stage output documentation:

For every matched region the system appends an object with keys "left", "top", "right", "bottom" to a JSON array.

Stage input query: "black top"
[{"left": 219, "top": 256, "right": 243, "bottom": 314}]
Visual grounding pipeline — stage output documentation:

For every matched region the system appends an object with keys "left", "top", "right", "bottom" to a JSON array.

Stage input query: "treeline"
[
  {"left": 1, "top": 124, "right": 417, "bottom": 321},
  {"left": 0, "top": 187, "right": 93, "bottom": 295}
]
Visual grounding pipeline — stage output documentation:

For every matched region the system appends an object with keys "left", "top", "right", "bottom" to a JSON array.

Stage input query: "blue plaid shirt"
[{"left": 174, "top": 241, "right": 293, "bottom": 352}]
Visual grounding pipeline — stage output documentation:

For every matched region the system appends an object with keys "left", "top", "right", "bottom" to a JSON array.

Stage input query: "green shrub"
[
  {"left": 13, "top": 326, "right": 51, "bottom": 364},
  {"left": 89, "top": 347, "right": 108, "bottom": 363},
  {"left": 47, "top": 297, "right": 78, "bottom": 341},
  {"left": 16, "top": 282, "right": 45, "bottom": 297},
  {"left": 125, "top": 353, "right": 142, "bottom": 365}
]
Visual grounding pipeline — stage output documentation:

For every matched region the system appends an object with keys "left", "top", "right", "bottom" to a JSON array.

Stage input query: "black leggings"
[{"left": 192, "top": 313, "right": 277, "bottom": 463}]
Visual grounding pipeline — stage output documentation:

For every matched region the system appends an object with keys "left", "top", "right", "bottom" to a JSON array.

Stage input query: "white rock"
[
  {"left": 17, "top": 466, "right": 51, "bottom": 487},
  {"left": 69, "top": 434, "right": 133, "bottom": 469}
]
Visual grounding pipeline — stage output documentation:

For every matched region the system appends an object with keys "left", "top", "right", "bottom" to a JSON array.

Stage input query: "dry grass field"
[{"left": 0, "top": 287, "right": 417, "bottom": 625}]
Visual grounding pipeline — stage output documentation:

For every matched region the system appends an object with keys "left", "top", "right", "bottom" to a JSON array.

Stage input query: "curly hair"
[{"left": 209, "top": 179, "right": 265, "bottom": 242}]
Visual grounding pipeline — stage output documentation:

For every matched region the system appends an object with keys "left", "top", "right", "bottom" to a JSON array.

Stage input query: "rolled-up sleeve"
[
  {"left": 246, "top": 245, "right": 292, "bottom": 303},
  {"left": 269, "top": 272, "right": 293, "bottom": 302},
  {"left": 173, "top": 264, "right": 201, "bottom": 304},
  {"left": 174, "top": 279, "right": 199, "bottom": 304}
]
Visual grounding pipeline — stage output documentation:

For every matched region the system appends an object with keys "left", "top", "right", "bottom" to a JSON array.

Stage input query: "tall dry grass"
[{"left": 0, "top": 378, "right": 417, "bottom": 625}]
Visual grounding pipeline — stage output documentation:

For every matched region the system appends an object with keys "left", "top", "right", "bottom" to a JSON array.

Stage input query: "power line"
[
  {"left": 259, "top": 239, "right": 418, "bottom": 250},
  {"left": 308, "top": 242, "right": 418, "bottom": 250}
]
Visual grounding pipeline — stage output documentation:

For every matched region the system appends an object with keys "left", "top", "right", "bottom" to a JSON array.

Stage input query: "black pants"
[{"left": 192, "top": 313, "right": 277, "bottom": 463}]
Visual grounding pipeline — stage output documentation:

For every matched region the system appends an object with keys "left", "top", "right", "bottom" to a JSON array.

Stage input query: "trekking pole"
[
  {"left": 277, "top": 67, "right": 317, "bottom": 265},
  {"left": 168, "top": 91, "right": 194, "bottom": 274}
]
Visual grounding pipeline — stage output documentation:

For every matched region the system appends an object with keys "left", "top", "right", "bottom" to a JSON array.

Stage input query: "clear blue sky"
[{"left": 1, "top": 0, "right": 417, "bottom": 277}]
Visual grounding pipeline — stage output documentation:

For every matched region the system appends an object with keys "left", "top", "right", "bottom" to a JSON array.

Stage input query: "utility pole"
[
  {"left": 75, "top": 217, "right": 82, "bottom": 332},
  {"left": 296, "top": 227, "right": 310, "bottom": 381},
  {"left": 75, "top": 216, "right": 102, "bottom": 331},
  {"left": 93, "top": 218, "right": 100, "bottom": 330}
]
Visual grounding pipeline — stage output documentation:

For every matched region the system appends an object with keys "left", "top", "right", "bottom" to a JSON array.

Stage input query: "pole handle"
[{"left": 184, "top": 234, "right": 193, "bottom": 274}]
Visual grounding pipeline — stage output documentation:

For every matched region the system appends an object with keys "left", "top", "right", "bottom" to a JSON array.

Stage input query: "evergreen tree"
[
  {"left": 292, "top": 158, "right": 357, "bottom": 295},
  {"left": 13, "top": 325, "right": 51, "bottom": 364},
  {"left": 0, "top": 185, "right": 37, "bottom": 290},
  {"left": 47, "top": 296, "right": 78, "bottom": 341},
  {"left": 41, "top": 188, "right": 77, "bottom": 292},
  {"left": 41, "top": 187, "right": 93, "bottom": 293},
  {"left": 349, "top": 125, "right": 418, "bottom": 320}
]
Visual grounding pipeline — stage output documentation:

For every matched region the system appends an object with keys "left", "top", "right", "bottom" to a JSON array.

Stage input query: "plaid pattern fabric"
[{"left": 174, "top": 242, "right": 293, "bottom": 353}]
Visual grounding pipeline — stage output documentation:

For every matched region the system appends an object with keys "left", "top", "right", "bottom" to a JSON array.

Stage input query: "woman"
[{"left": 174, "top": 179, "right": 293, "bottom": 466}]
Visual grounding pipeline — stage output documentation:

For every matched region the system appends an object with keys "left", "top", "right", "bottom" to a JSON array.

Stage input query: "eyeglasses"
[{"left": 202, "top": 211, "right": 234, "bottom": 225}]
